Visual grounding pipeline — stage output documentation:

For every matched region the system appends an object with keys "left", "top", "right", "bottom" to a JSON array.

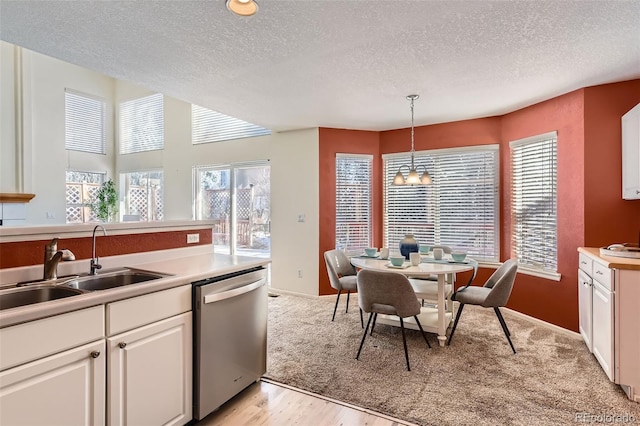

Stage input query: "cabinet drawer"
[
  {"left": 593, "top": 261, "right": 613, "bottom": 291},
  {"left": 578, "top": 253, "right": 593, "bottom": 276},
  {"left": 106, "top": 284, "right": 191, "bottom": 336},
  {"left": 0, "top": 305, "right": 104, "bottom": 371}
]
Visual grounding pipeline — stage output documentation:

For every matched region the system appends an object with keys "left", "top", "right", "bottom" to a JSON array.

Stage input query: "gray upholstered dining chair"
[
  {"left": 447, "top": 259, "right": 518, "bottom": 353},
  {"left": 356, "top": 269, "right": 431, "bottom": 371},
  {"left": 324, "top": 249, "right": 363, "bottom": 327}
]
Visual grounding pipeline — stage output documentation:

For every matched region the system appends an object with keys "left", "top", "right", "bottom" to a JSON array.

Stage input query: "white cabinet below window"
[
  {"left": 108, "top": 312, "right": 192, "bottom": 426},
  {"left": 0, "top": 340, "right": 105, "bottom": 426},
  {"left": 106, "top": 284, "right": 192, "bottom": 426},
  {"left": 622, "top": 103, "right": 640, "bottom": 199}
]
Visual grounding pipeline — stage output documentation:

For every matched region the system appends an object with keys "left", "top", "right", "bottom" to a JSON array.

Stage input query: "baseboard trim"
[
  {"left": 260, "top": 378, "right": 420, "bottom": 426},
  {"left": 501, "top": 307, "right": 581, "bottom": 340},
  {"left": 267, "top": 287, "right": 319, "bottom": 300}
]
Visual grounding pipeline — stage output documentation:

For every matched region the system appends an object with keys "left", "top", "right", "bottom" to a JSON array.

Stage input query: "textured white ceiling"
[{"left": 1, "top": 0, "right": 639, "bottom": 132}]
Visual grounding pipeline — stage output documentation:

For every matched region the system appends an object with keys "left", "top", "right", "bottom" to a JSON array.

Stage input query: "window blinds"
[
  {"left": 383, "top": 146, "right": 499, "bottom": 261},
  {"left": 119, "top": 93, "right": 164, "bottom": 154},
  {"left": 64, "top": 90, "right": 106, "bottom": 154},
  {"left": 192, "top": 104, "right": 271, "bottom": 144},
  {"left": 510, "top": 132, "right": 558, "bottom": 273},
  {"left": 336, "top": 154, "right": 372, "bottom": 253}
]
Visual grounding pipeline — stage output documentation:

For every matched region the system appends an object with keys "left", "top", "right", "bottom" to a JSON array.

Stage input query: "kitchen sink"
[
  {"left": 62, "top": 268, "right": 170, "bottom": 292},
  {"left": 0, "top": 285, "right": 85, "bottom": 311}
]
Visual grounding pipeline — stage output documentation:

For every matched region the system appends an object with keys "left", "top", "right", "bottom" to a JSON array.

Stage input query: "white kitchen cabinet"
[
  {"left": 578, "top": 256, "right": 615, "bottom": 381},
  {"left": 622, "top": 103, "right": 640, "bottom": 199},
  {"left": 0, "top": 340, "right": 105, "bottom": 426},
  {"left": 0, "top": 306, "right": 105, "bottom": 426},
  {"left": 106, "top": 285, "right": 192, "bottom": 426},
  {"left": 592, "top": 278, "right": 614, "bottom": 380},
  {"left": 577, "top": 268, "right": 593, "bottom": 351},
  {"left": 578, "top": 248, "right": 640, "bottom": 402}
]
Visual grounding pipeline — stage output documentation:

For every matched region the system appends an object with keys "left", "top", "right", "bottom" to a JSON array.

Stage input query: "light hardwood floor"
[{"left": 195, "top": 379, "right": 416, "bottom": 426}]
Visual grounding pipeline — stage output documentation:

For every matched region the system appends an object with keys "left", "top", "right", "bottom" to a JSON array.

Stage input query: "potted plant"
[{"left": 92, "top": 178, "right": 118, "bottom": 222}]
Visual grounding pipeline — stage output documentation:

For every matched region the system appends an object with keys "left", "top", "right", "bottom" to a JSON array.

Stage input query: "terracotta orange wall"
[
  {"left": 0, "top": 229, "right": 212, "bottom": 269},
  {"left": 318, "top": 128, "right": 381, "bottom": 296},
  {"left": 501, "top": 89, "right": 586, "bottom": 331},
  {"left": 318, "top": 79, "right": 640, "bottom": 332},
  {"left": 583, "top": 81, "right": 640, "bottom": 247}
]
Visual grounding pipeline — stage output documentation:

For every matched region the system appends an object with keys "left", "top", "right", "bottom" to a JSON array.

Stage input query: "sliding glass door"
[{"left": 194, "top": 162, "right": 270, "bottom": 257}]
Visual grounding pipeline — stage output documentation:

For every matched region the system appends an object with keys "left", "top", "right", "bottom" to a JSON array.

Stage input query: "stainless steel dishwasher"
[{"left": 192, "top": 266, "right": 267, "bottom": 421}]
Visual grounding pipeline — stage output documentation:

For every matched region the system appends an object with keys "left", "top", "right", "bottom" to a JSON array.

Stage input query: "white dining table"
[{"left": 350, "top": 255, "right": 473, "bottom": 347}]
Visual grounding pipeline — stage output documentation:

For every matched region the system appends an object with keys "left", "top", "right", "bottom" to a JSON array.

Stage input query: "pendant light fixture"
[
  {"left": 392, "top": 94, "right": 432, "bottom": 186},
  {"left": 226, "top": 0, "right": 259, "bottom": 16}
]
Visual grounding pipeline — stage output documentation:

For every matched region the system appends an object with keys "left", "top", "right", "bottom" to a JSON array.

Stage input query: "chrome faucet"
[
  {"left": 90, "top": 225, "right": 107, "bottom": 275},
  {"left": 43, "top": 238, "right": 64, "bottom": 280}
]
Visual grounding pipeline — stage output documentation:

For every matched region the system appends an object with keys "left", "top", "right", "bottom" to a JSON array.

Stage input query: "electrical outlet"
[
  {"left": 187, "top": 233, "right": 200, "bottom": 244},
  {"left": 297, "top": 269, "right": 303, "bottom": 278},
  {"left": 46, "top": 212, "right": 55, "bottom": 219}
]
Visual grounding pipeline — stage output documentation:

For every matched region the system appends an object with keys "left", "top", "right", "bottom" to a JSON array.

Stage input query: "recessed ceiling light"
[{"left": 226, "top": 0, "right": 259, "bottom": 17}]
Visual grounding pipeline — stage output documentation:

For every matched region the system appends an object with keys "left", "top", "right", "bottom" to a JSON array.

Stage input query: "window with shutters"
[
  {"left": 383, "top": 145, "right": 499, "bottom": 262},
  {"left": 119, "top": 93, "right": 164, "bottom": 154},
  {"left": 192, "top": 104, "right": 271, "bottom": 144},
  {"left": 510, "top": 131, "right": 558, "bottom": 278},
  {"left": 65, "top": 90, "right": 106, "bottom": 154},
  {"left": 336, "top": 154, "right": 373, "bottom": 253}
]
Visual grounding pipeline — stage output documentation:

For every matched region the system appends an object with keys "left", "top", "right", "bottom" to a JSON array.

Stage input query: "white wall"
[
  {"left": 1, "top": 42, "right": 321, "bottom": 296},
  {"left": 0, "top": 42, "right": 115, "bottom": 224}
]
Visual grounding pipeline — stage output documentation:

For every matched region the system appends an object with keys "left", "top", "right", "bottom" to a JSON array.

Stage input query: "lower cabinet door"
[
  {"left": 108, "top": 312, "right": 192, "bottom": 426},
  {"left": 0, "top": 340, "right": 106, "bottom": 426},
  {"left": 578, "top": 269, "right": 593, "bottom": 352},
  {"left": 592, "top": 279, "right": 614, "bottom": 381}
]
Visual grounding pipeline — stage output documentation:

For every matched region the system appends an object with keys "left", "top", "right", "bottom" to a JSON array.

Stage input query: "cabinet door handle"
[
  {"left": 118, "top": 342, "right": 127, "bottom": 349},
  {"left": 596, "top": 270, "right": 603, "bottom": 275},
  {"left": 90, "top": 351, "right": 100, "bottom": 358}
]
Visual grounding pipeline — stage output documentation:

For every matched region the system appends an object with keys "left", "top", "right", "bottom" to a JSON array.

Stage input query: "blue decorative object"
[{"left": 399, "top": 234, "right": 419, "bottom": 259}]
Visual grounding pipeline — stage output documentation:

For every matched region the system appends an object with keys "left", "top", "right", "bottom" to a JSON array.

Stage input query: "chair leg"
[
  {"left": 399, "top": 317, "right": 411, "bottom": 371},
  {"left": 370, "top": 312, "right": 378, "bottom": 336},
  {"left": 414, "top": 316, "right": 431, "bottom": 348},
  {"left": 359, "top": 308, "right": 364, "bottom": 328},
  {"left": 447, "top": 303, "right": 465, "bottom": 346},
  {"left": 356, "top": 312, "right": 374, "bottom": 360},
  {"left": 494, "top": 307, "right": 516, "bottom": 354},
  {"left": 332, "top": 290, "right": 342, "bottom": 321},
  {"left": 346, "top": 290, "right": 350, "bottom": 313}
]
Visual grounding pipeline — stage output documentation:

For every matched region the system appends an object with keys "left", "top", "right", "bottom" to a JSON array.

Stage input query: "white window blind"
[
  {"left": 192, "top": 104, "right": 271, "bottom": 144},
  {"left": 336, "top": 154, "right": 372, "bottom": 253},
  {"left": 65, "top": 90, "right": 106, "bottom": 154},
  {"left": 119, "top": 93, "right": 164, "bottom": 154},
  {"left": 510, "top": 131, "right": 558, "bottom": 273},
  {"left": 383, "top": 146, "right": 499, "bottom": 261}
]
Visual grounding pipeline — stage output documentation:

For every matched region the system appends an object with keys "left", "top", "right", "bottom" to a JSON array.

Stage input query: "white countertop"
[{"left": 0, "top": 247, "right": 271, "bottom": 328}]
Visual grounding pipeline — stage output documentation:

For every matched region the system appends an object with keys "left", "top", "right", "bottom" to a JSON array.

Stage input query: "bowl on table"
[
  {"left": 389, "top": 256, "right": 406, "bottom": 267},
  {"left": 364, "top": 247, "right": 378, "bottom": 257},
  {"left": 419, "top": 245, "right": 430, "bottom": 254},
  {"left": 451, "top": 252, "right": 467, "bottom": 262}
]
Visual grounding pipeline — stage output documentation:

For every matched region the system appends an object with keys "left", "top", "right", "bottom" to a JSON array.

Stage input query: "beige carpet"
[{"left": 264, "top": 294, "right": 640, "bottom": 426}]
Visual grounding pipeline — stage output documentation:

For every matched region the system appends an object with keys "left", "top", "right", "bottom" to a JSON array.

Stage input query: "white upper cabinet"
[{"left": 622, "top": 103, "right": 640, "bottom": 199}]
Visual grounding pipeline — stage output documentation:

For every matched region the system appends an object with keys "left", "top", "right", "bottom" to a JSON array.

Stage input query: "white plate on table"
[{"left": 385, "top": 262, "right": 410, "bottom": 269}]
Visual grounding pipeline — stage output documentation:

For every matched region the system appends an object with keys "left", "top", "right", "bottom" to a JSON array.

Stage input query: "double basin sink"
[{"left": 0, "top": 268, "right": 170, "bottom": 311}]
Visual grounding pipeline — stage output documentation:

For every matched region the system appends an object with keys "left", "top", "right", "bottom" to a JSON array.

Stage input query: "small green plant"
[{"left": 92, "top": 179, "right": 118, "bottom": 222}]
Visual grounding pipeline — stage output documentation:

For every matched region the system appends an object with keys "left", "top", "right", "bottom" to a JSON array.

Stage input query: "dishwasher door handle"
[{"left": 203, "top": 278, "right": 266, "bottom": 304}]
